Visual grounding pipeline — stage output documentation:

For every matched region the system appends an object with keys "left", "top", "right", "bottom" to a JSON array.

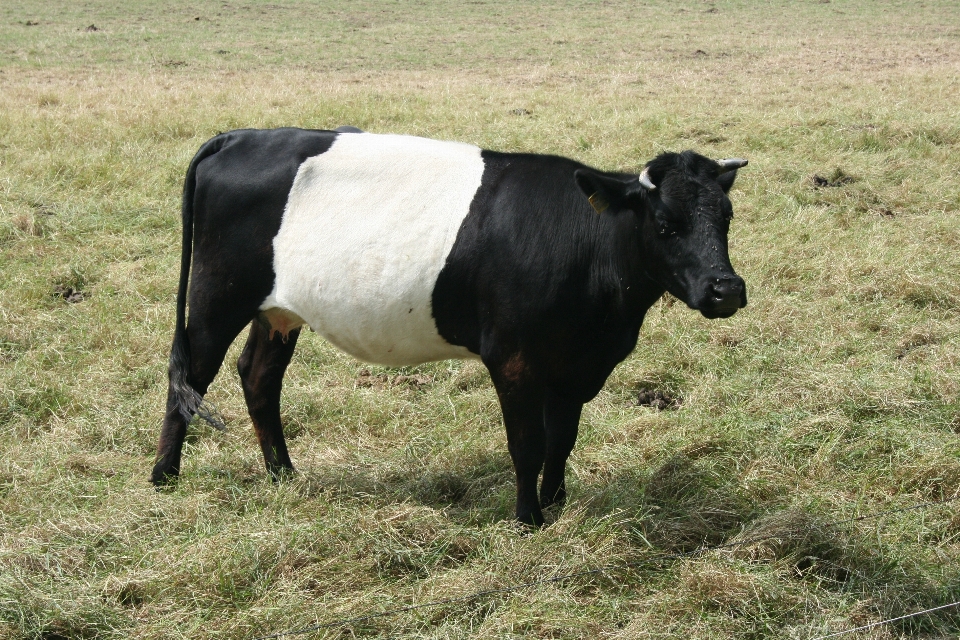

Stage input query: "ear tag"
[{"left": 588, "top": 192, "right": 609, "bottom": 214}]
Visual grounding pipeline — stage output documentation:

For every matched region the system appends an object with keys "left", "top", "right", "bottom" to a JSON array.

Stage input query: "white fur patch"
[{"left": 260, "top": 133, "right": 484, "bottom": 366}]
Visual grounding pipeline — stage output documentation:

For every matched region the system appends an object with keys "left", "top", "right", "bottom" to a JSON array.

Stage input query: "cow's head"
[{"left": 575, "top": 151, "right": 747, "bottom": 319}]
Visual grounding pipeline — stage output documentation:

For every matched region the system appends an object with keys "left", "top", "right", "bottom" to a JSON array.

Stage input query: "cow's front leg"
[
  {"left": 488, "top": 353, "right": 547, "bottom": 527},
  {"left": 540, "top": 390, "right": 583, "bottom": 510}
]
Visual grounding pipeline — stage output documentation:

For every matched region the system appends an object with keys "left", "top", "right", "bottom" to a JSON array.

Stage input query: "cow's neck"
[{"left": 601, "top": 212, "right": 666, "bottom": 326}]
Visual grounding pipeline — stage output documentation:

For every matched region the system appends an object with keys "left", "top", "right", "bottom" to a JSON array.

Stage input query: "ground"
[{"left": 1, "top": 1, "right": 959, "bottom": 638}]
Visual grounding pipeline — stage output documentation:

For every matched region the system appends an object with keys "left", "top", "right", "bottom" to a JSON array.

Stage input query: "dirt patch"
[
  {"left": 811, "top": 169, "right": 855, "bottom": 188},
  {"left": 636, "top": 388, "right": 680, "bottom": 410},
  {"left": 53, "top": 285, "right": 84, "bottom": 303},
  {"left": 356, "top": 370, "right": 433, "bottom": 389},
  {"left": 896, "top": 332, "right": 937, "bottom": 359},
  {"left": 711, "top": 332, "right": 742, "bottom": 347}
]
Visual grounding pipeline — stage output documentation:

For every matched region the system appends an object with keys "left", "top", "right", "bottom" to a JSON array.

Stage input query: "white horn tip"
[
  {"left": 718, "top": 158, "right": 748, "bottom": 170},
  {"left": 638, "top": 168, "right": 657, "bottom": 190}
]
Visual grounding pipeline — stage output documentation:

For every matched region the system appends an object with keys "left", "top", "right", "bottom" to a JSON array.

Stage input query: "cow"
[{"left": 150, "top": 127, "right": 748, "bottom": 527}]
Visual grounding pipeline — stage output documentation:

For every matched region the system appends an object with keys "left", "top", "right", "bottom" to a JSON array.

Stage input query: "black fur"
[
  {"left": 432, "top": 149, "right": 746, "bottom": 525},
  {"left": 433, "top": 149, "right": 745, "bottom": 400}
]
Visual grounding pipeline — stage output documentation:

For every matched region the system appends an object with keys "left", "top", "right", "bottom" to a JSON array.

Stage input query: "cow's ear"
[
  {"left": 716, "top": 168, "right": 739, "bottom": 194},
  {"left": 574, "top": 169, "right": 643, "bottom": 214}
]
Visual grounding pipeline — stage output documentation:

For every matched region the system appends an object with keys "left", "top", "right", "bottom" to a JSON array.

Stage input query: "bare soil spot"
[
  {"left": 896, "top": 332, "right": 937, "bottom": 359},
  {"left": 711, "top": 332, "right": 741, "bottom": 347},
  {"left": 356, "top": 369, "right": 433, "bottom": 389},
  {"left": 811, "top": 169, "right": 855, "bottom": 188},
  {"left": 636, "top": 388, "right": 680, "bottom": 410},
  {"left": 53, "top": 285, "right": 84, "bottom": 303}
]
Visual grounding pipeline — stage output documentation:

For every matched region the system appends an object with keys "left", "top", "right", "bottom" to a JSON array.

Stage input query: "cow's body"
[
  {"left": 264, "top": 132, "right": 482, "bottom": 365},
  {"left": 151, "top": 128, "right": 747, "bottom": 526}
]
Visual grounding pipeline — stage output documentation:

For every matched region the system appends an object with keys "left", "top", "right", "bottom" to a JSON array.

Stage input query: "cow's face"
[{"left": 575, "top": 151, "right": 747, "bottom": 319}]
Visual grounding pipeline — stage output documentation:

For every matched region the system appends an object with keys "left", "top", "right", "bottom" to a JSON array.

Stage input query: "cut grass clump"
[
  {"left": 364, "top": 505, "right": 480, "bottom": 579},
  {"left": 729, "top": 508, "right": 862, "bottom": 585},
  {"left": 641, "top": 453, "right": 754, "bottom": 552}
]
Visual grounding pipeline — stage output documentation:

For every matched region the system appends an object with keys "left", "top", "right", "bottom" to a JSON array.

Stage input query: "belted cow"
[{"left": 150, "top": 127, "right": 748, "bottom": 527}]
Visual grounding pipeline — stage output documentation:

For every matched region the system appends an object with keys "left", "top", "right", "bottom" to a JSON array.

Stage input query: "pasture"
[{"left": 1, "top": 0, "right": 959, "bottom": 637}]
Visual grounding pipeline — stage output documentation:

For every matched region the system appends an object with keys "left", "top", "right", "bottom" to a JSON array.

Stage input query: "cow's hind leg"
[
  {"left": 151, "top": 316, "right": 251, "bottom": 485},
  {"left": 539, "top": 390, "right": 583, "bottom": 510},
  {"left": 237, "top": 320, "right": 300, "bottom": 480},
  {"left": 152, "top": 387, "right": 194, "bottom": 484}
]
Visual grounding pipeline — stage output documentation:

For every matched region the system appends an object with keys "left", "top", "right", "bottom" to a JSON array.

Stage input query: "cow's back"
[{"left": 260, "top": 133, "right": 483, "bottom": 365}]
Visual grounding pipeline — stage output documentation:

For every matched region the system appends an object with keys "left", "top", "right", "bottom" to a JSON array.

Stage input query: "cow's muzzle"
[{"left": 699, "top": 276, "right": 747, "bottom": 319}]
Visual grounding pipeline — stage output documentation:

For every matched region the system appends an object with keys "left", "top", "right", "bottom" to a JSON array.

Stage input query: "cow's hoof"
[
  {"left": 540, "top": 492, "right": 566, "bottom": 510},
  {"left": 267, "top": 465, "right": 296, "bottom": 483},
  {"left": 515, "top": 510, "right": 545, "bottom": 530},
  {"left": 149, "top": 470, "right": 179, "bottom": 489}
]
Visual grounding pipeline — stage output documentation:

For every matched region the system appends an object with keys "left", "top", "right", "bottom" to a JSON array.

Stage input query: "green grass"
[{"left": 2, "top": 0, "right": 960, "bottom": 638}]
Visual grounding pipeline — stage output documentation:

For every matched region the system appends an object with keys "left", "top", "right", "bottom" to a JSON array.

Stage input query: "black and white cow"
[{"left": 150, "top": 127, "right": 747, "bottom": 527}]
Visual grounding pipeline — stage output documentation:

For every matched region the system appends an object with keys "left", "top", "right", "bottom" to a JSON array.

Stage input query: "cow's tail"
[{"left": 168, "top": 135, "right": 229, "bottom": 431}]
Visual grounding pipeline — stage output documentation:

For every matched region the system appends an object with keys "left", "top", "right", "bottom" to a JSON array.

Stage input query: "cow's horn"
[
  {"left": 717, "top": 158, "right": 748, "bottom": 173},
  {"left": 638, "top": 168, "right": 656, "bottom": 191}
]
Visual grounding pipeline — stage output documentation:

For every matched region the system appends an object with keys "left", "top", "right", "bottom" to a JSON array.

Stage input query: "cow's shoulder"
[{"left": 433, "top": 149, "right": 623, "bottom": 356}]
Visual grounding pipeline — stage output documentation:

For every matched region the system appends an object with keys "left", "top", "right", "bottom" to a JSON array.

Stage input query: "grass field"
[{"left": 2, "top": 0, "right": 960, "bottom": 638}]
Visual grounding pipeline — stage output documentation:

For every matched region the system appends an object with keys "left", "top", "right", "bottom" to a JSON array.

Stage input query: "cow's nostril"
[{"left": 708, "top": 277, "right": 744, "bottom": 306}]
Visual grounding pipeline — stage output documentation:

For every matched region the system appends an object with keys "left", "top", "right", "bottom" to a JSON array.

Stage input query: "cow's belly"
[{"left": 259, "top": 133, "right": 483, "bottom": 366}]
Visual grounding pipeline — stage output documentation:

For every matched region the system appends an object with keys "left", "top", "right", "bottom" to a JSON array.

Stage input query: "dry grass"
[{"left": 2, "top": 0, "right": 960, "bottom": 638}]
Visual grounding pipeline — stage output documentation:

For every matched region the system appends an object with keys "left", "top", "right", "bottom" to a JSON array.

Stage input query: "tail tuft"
[{"left": 169, "top": 335, "right": 226, "bottom": 431}]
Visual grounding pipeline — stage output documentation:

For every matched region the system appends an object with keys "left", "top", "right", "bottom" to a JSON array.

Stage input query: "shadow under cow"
[{"left": 294, "top": 451, "right": 517, "bottom": 524}]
